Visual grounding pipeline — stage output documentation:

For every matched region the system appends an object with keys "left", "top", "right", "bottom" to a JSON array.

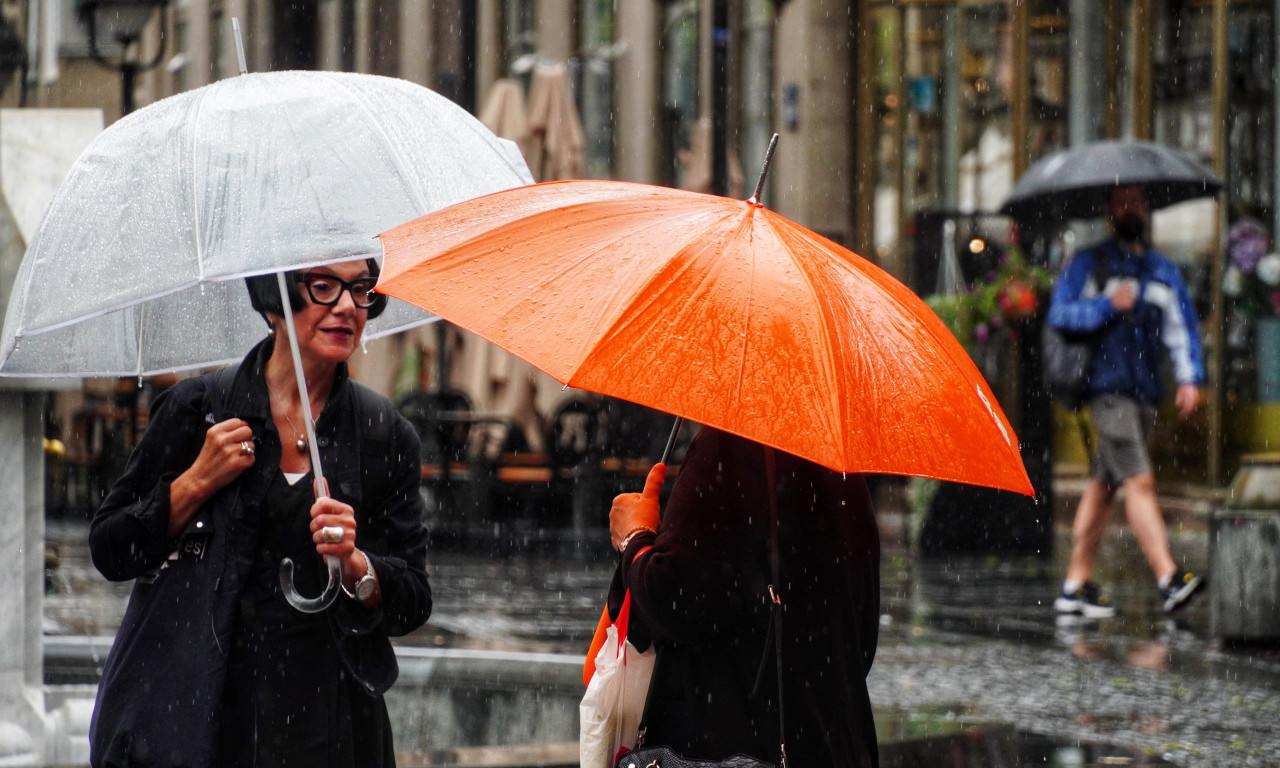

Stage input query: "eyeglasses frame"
[{"left": 295, "top": 271, "right": 381, "bottom": 310}]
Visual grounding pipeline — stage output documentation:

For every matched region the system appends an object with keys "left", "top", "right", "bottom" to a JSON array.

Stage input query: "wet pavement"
[{"left": 40, "top": 479, "right": 1280, "bottom": 768}]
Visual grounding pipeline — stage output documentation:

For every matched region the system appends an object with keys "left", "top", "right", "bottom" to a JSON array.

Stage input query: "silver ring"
[
  {"left": 321, "top": 525, "right": 344, "bottom": 543},
  {"left": 239, "top": 440, "right": 254, "bottom": 456}
]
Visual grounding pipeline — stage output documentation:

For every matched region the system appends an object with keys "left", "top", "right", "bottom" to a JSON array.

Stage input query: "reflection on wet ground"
[
  {"left": 871, "top": 513, "right": 1280, "bottom": 768},
  {"left": 42, "top": 510, "right": 1280, "bottom": 767}
]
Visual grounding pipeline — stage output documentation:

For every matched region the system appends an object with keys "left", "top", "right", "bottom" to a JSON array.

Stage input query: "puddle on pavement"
[{"left": 877, "top": 705, "right": 1174, "bottom": 767}]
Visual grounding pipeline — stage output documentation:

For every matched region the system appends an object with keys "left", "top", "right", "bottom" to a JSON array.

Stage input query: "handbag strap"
[
  {"left": 633, "top": 447, "right": 788, "bottom": 768},
  {"left": 763, "top": 447, "right": 788, "bottom": 768}
]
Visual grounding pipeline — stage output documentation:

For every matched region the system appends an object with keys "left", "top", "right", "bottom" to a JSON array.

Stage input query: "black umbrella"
[{"left": 1001, "top": 140, "right": 1223, "bottom": 223}]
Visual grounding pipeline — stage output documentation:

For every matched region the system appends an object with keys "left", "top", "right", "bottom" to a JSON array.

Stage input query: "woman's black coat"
[
  {"left": 87, "top": 339, "right": 431, "bottom": 768},
  {"left": 620, "top": 428, "right": 881, "bottom": 768}
]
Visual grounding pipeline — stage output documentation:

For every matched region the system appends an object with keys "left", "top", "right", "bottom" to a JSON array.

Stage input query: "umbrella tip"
[
  {"left": 748, "top": 133, "right": 780, "bottom": 205},
  {"left": 232, "top": 18, "right": 248, "bottom": 75}
]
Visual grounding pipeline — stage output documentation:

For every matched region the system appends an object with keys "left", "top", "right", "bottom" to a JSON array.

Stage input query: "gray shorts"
[{"left": 1090, "top": 393, "right": 1156, "bottom": 487}]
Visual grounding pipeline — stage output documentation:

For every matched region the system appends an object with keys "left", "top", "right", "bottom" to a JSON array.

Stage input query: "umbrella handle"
[
  {"left": 273, "top": 270, "right": 341, "bottom": 613},
  {"left": 661, "top": 416, "right": 684, "bottom": 465},
  {"left": 279, "top": 554, "right": 342, "bottom": 613}
]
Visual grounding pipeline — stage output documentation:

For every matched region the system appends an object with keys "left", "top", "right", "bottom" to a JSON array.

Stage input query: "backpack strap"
[
  {"left": 1090, "top": 246, "right": 1112, "bottom": 295},
  {"left": 202, "top": 363, "right": 240, "bottom": 424}
]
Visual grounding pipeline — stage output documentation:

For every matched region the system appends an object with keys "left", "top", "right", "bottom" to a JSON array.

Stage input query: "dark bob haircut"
[{"left": 244, "top": 257, "right": 387, "bottom": 320}]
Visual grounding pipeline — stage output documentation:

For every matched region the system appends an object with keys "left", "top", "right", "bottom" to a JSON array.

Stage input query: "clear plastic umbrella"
[
  {"left": 0, "top": 69, "right": 533, "bottom": 610},
  {"left": 0, "top": 69, "right": 532, "bottom": 377}
]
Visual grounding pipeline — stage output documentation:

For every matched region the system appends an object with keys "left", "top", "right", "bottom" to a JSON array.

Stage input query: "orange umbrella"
[{"left": 377, "top": 156, "right": 1033, "bottom": 496}]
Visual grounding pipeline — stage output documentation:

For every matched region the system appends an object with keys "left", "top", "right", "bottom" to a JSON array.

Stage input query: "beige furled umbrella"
[
  {"left": 480, "top": 78, "right": 532, "bottom": 159},
  {"left": 526, "top": 62, "right": 586, "bottom": 181},
  {"left": 678, "top": 116, "right": 745, "bottom": 196}
]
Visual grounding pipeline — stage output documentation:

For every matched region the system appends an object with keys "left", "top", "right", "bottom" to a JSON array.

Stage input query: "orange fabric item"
[
  {"left": 583, "top": 603, "right": 611, "bottom": 688},
  {"left": 378, "top": 180, "right": 1033, "bottom": 495}
]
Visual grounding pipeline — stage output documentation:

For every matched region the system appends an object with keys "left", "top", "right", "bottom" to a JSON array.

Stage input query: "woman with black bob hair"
[{"left": 88, "top": 257, "right": 431, "bottom": 768}]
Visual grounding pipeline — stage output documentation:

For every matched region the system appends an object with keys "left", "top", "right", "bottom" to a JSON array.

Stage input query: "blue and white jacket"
[{"left": 1047, "top": 238, "right": 1205, "bottom": 404}]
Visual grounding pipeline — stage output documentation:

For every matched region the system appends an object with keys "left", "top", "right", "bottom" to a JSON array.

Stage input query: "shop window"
[
  {"left": 660, "top": 0, "right": 699, "bottom": 189},
  {"left": 739, "top": 0, "right": 775, "bottom": 196},
  {"left": 504, "top": 0, "right": 536, "bottom": 76},
  {"left": 577, "top": 0, "right": 615, "bottom": 179}
]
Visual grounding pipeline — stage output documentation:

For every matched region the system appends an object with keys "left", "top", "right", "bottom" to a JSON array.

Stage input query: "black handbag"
[
  {"left": 616, "top": 449, "right": 788, "bottom": 768},
  {"left": 617, "top": 748, "right": 775, "bottom": 768}
]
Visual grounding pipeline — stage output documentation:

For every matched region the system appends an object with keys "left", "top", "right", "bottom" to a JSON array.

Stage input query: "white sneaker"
[{"left": 1054, "top": 581, "right": 1116, "bottom": 619}]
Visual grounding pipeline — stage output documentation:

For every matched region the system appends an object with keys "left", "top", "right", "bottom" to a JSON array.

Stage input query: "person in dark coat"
[
  {"left": 609, "top": 427, "right": 880, "bottom": 768},
  {"left": 88, "top": 259, "right": 431, "bottom": 768}
]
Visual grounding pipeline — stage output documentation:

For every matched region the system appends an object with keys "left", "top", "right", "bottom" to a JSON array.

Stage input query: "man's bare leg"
[
  {"left": 1066, "top": 478, "right": 1116, "bottom": 584},
  {"left": 1122, "top": 471, "right": 1177, "bottom": 583}
]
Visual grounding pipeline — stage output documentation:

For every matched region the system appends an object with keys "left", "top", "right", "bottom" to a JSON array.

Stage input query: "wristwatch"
[{"left": 344, "top": 551, "right": 377, "bottom": 602}]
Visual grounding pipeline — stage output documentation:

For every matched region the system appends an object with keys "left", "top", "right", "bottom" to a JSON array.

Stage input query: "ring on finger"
[
  {"left": 321, "top": 525, "right": 344, "bottom": 544},
  {"left": 239, "top": 440, "right": 254, "bottom": 457}
]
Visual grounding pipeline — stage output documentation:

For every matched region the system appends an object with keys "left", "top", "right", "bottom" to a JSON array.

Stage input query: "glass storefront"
[{"left": 863, "top": 0, "right": 1277, "bottom": 482}]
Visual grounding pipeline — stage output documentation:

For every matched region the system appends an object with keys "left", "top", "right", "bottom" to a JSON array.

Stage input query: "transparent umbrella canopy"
[
  {"left": 0, "top": 69, "right": 534, "bottom": 377},
  {"left": 0, "top": 69, "right": 532, "bottom": 612}
]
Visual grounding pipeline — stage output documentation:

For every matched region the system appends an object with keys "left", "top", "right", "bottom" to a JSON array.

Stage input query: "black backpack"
[{"left": 1041, "top": 254, "right": 1111, "bottom": 411}]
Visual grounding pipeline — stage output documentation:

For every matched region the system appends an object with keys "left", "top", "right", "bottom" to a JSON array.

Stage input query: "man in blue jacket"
[{"left": 1048, "top": 184, "right": 1206, "bottom": 619}]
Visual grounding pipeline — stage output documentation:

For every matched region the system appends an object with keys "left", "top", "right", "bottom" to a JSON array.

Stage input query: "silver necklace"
[
  {"left": 270, "top": 386, "right": 313, "bottom": 455},
  {"left": 283, "top": 412, "right": 309, "bottom": 454}
]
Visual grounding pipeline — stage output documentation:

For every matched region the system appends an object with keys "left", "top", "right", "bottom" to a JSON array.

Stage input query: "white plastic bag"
[{"left": 580, "top": 592, "right": 656, "bottom": 768}]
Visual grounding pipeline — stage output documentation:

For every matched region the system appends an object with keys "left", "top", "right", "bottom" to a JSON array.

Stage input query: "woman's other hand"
[
  {"left": 167, "top": 418, "right": 255, "bottom": 537},
  {"left": 189, "top": 418, "right": 257, "bottom": 489},
  {"left": 610, "top": 462, "right": 664, "bottom": 550}
]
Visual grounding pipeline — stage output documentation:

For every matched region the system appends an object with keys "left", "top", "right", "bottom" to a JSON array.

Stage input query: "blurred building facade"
[{"left": 3, "top": 0, "right": 1278, "bottom": 487}]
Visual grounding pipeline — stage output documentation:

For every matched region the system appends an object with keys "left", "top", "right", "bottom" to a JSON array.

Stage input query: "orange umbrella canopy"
[{"left": 378, "top": 180, "right": 1033, "bottom": 496}]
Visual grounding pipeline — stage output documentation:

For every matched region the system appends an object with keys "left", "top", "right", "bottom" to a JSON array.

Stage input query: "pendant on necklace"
[{"left": 295, "top": 435, "right": 308, "bottom": 454}]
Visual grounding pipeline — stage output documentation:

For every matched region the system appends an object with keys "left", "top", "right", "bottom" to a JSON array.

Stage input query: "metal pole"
[
  {"left": 435, "top": 321, "right": 448, "bottom": 395},
  {"left": 1131, "top": 0, "right": 1153, "bottom": 139},
  {"left": 1207, "top": 0, "right": 1229, "bottom": 486},
  {"left": 121, "top": 60, "right": 137, "bottom": 115},
  {"left": 711, "top": 0, "right": 729, "bottom": 197},
  {"left": 1274, "top": 0, "right": 1280, "bottom": 242},
  {"left": 1103, "top": 0, "right": 1120, "bottom": 139},
  {"left": 1009, "top": 0, "right": 1029, "bottom": 178},
  {"left": 1067, "top": 0, "right": 1101, "bottom": 146},
  {"left": 853, "top": 0, "right": 876, "bottom": 260},
  {"left": 893, "top": 3, "right": 910, "bottom": 283},
  {"left": 941, "top": 4, "right": 960, "bottom": 210}
]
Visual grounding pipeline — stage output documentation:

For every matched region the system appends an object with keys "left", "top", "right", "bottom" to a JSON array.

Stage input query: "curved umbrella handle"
[
  {"left": 274, "top": 271, "right": 342, "bottom": 614},
  {"left": 279, "top": 554, "right": 342, "bottom": 613}
]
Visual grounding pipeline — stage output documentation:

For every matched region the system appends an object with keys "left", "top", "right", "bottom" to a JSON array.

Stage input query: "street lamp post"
[{"left": 77, "top": 0, "right": 170, "bottom": 115}]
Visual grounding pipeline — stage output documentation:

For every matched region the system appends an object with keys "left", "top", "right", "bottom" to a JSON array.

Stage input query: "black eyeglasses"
[{"left": 296, "top": 272, "right": 380, "bottom": 309}]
